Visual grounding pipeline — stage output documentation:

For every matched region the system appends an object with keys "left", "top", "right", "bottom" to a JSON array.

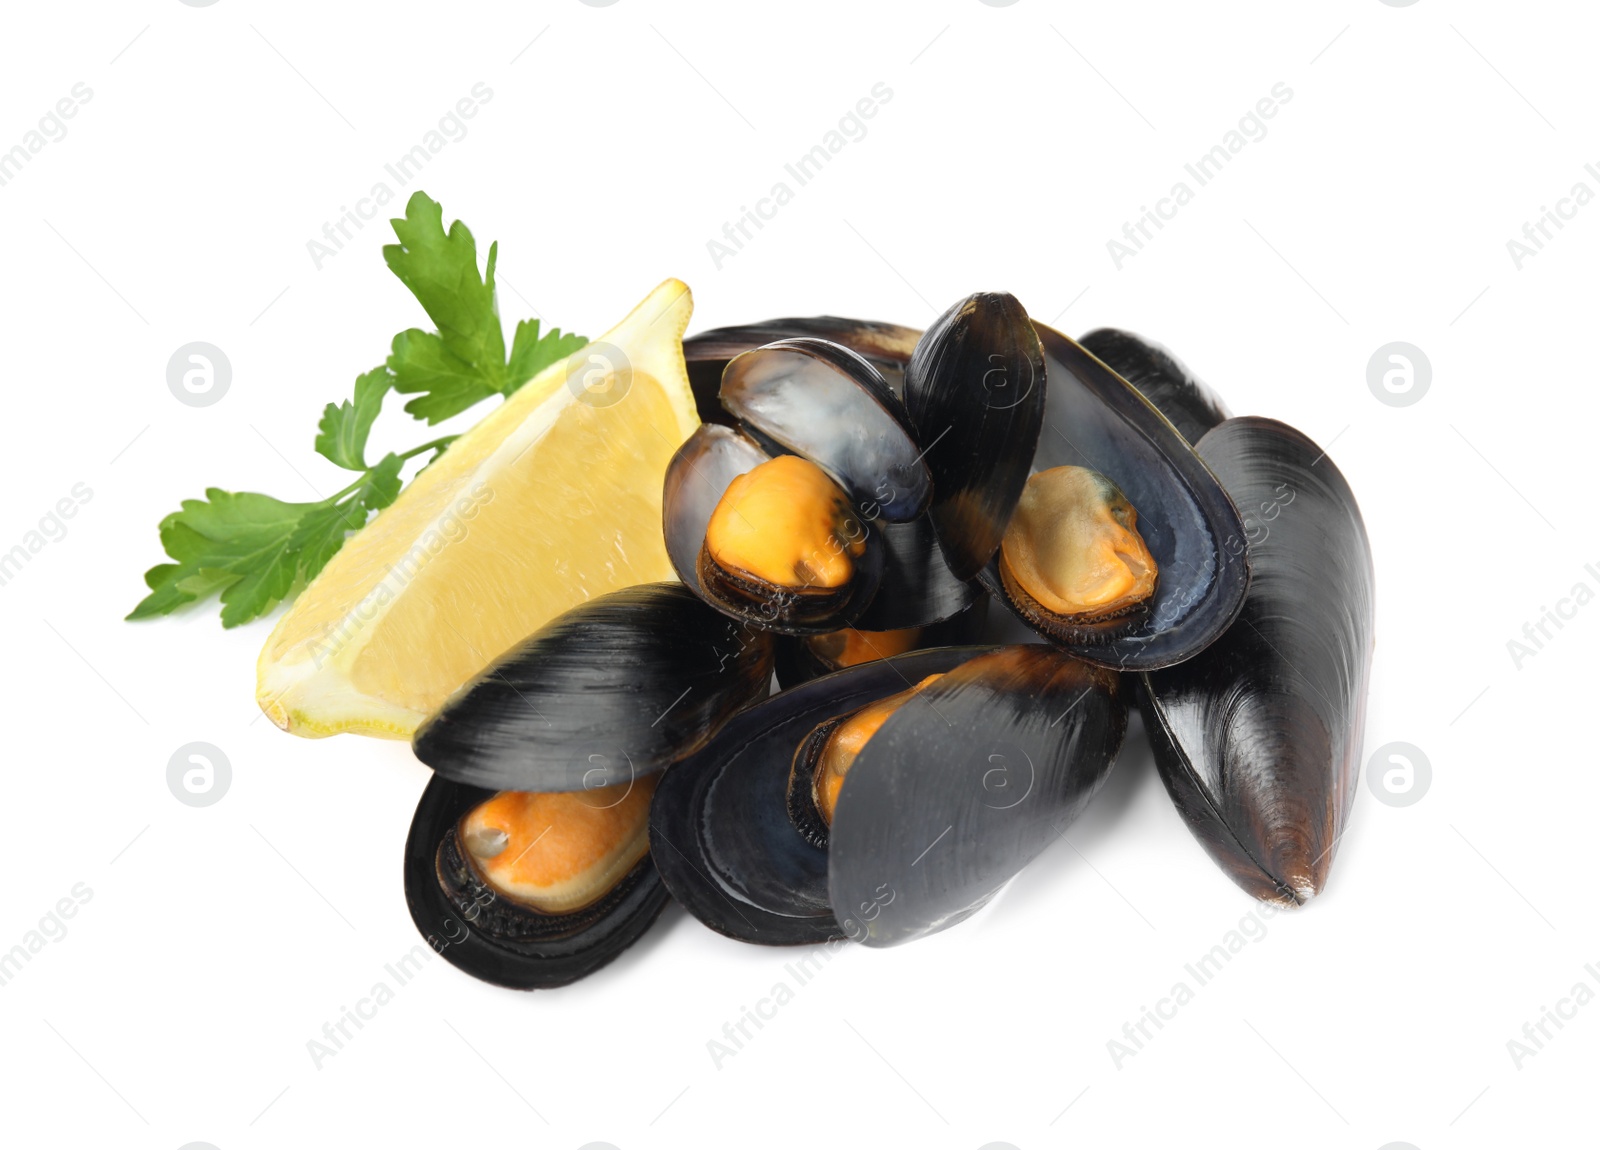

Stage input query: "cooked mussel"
[
  {"left": 405, "top": 775, "right": 669, "bottom": 989},
  {"left": 649, "top": 644, "right": 1126, "bottom": 948},
  {"left": 667, "top": 332, "right": 981, "bottom": 634},
  {"left": 986, "top": 323, "right": 1250, "bottom": 670},
  {"left": 413, "top": 582, "right": 774, "bottom": 791},
  {"left": 1079, "top": 328, "right": 1229, "bottom": 446},
  {"left": 1139, "top": 417, "right": 1374, "bottom": 905},
  {"left": 695, "top": 453, "right": 885, "bottom": 634},
  {"left": 996, "top": 465, "right": 1159, "bottom": 644}
]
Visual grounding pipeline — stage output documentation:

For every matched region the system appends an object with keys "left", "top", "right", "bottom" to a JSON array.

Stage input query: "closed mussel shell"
[
  {"left": 412, "top": 582, "right": 774, "bottom": 791},
  {"left": 827, "top": 645, "right": 1126, "bottom": 947},
  {"left": 721, "top": 338, "right": 931, "bottom": 522},
  {"left": 650, "top": 646, "right": 998, "bottom": 945},
  {"left": 904, "top": 292, "right": 1047, "bottom": 582},
  {"left": 1139, "top": 416, "right": 1374, "bottom": 905},
  {"left": 1079, "top": 328, "right": 1230, "bottom": 446}
]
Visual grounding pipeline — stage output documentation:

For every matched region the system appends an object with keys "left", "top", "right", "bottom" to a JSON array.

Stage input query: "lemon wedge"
[{"left": 256, "top": 279, "right": 699, "bottom": 739}]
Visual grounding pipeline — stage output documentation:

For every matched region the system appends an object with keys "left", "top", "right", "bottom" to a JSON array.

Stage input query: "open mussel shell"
[
  {"left": 904, "top": 292, "right": 1046, "bottom": 582},
  {"left": 986, "top": 324, "right": 1250, "bottom": 670},
  {"left": 1139, "top": 417, "right": 1374, "bottom": 905},
  {"left": 721, "top": 338, "right": 930, "bottom": 522},
  {"left": 1079, "top": 328, "right": 1230, "bottom": 447},
  {"left": 412, "top": 583, "right": 774, "bottom": 791},
  {"left": 404, "top": 776, "right": 669, "bottom": 989},
  {"left": 650, "top": 647, "right": 998, "bottom": 945},
  {"left": 662, "top": 423, "right": 772, "bottom": 586},
  {"left": 662, "top": 428, "right": 889, "bottom": 633},
  {"left": 828, "top": 645, "right": 1126, "bottom": 947},
  {"left": 685, "top": 317, "right": 922, "bottom": 419}
]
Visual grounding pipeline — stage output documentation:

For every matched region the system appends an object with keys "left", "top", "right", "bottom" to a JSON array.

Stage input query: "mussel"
[
  {"left": 1139, "top": 417, "right": 1374, "bottom": 904},
  {"left": 405, "top": 583, "right": 774, "bottom": 986},
  {"left": 649, "top": 644, "right": 1126, "bottom": 947},
  {"left": 666, "top": 336, "right": 951, "bottom": 634},
  {"left": 404, "top": 775, "right": 670, "bottom": 989},
  {"left": 989, "top": 322, "right": 1251, "bottom": 669}
]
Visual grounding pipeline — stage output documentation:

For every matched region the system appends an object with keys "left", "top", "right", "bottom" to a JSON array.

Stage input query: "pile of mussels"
[{"left": 402, "top": 293, "right": 1375, "bottom": 989}]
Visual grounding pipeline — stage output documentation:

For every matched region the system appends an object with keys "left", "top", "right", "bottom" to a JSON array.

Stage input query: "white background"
[{"left": 1, "top": 1, "right": 1594, "bottom": 1147}]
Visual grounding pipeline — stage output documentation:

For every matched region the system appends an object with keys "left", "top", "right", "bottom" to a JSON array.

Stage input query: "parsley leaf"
[
  {"left": 128, "top": 490, "right": 319, "bottom": 627},
  {"left": 315, "top": 367, "right": 391, "bottom": 471},
  {"left": 507, "top": 318, "right": 589, "bottom": 396},
  {"left": 129, "top": 191, "right": 585, "bottom": 627},
  {"left": 385, "top": 192, "right": 586, "bottom": 423},
  {"left": 127, "top": 456, "right": 403, "bottom": 628},
  {"left": 385, "top": 193, "right": 506, "bottom": 382}
]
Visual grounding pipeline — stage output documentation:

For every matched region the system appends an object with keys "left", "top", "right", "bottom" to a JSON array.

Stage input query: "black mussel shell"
[
  {"left": 685, "top": 317, "right": 921, "bottom": 420},
  {"left": 852, "top": 512, "right": 979, "bottom": 632},
  {"left": 404, "top": 776, "right": 670, "bottom": 989},
  {"left": 721, "top": 338, "right": 930, "bottom": 522},
  {"left": 903, "top": 292, "right": 1046, "bottom": 583},
  {"left": 773, "top": 598, "right": 989, "bottom": 689},
  {"left": 1139, "top": 417, "right": 1374, "bottom": 905},
  {"left": 413, "top": 583, "right": 774, "bottom": 791},
  {"left": 650, "top": 647, "right": 998, "bottom": 945},
  {"left": 828, "top": 645, "right": 1126, "bottom": 947},
  {"left": 996, "top": 324, "right": 1249, "bottom": 670},
  {"left": 1080, "top": 328, "right": 1230, "bottom": 446},
  {"left": 662, "top": 423, "right": 772, "bottom": 586}
]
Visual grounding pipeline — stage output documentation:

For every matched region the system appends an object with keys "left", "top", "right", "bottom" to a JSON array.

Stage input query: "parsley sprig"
[{"left": 128, "top": 192, "right": 587, "bottom": 628}]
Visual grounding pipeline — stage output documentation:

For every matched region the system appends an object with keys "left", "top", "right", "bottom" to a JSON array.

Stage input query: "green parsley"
[{"left": 127, "top": 192, "right": 586, "bottom": 628}]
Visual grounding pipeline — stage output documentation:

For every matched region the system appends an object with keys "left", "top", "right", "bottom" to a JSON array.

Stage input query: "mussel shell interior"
[
  {"left": 1079, "top": 328, "right": 1230, "bottom": 447},
  {"left": 995, "top": 324, "right": 1250, "bottom": 670},
  {"left": 403, "top": 775, "right": 670, "bottom": 989},
  {"left": 720, "top": 338, "right": 930, "bottom": 522},
  {"left": 685, "top": 317, "right": 922, "bottom": 419},
  {"left": 649, "top": 646, "right": 999, "bottom": 946}
]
